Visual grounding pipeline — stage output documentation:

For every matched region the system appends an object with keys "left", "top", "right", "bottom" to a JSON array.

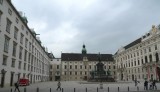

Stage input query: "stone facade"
[{"left": 114, "top": 25, "right": 160, "bottom": 81}]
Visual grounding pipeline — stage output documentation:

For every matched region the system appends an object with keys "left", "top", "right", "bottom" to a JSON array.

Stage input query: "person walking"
[
  {"left": 144, "top": 80, "right": 148, "bottom": 90},
  {"left": 152, "top": 80, "right": 157, "bottom": 90},
  {"left": 14, "top": 82, "right": 20, "bottom": 92},
  {"left": 135, "top": 79, "right": 138, "bottom": 86},
  {"left": 56, "top": 81, "right": 61, "bottom": 91}
]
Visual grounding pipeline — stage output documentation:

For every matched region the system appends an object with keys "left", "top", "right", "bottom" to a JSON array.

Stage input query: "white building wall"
[{"left": 0, "top": 0, "right": 51, "bottom": 87}]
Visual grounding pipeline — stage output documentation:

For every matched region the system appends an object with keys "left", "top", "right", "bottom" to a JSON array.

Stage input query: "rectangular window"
[
  {"left": 29, "top": 42, "right": 31, "bottom": 51},
  {"left": 12, "top": 41, "right": 17, "bottom": 57},
  {"left": 16, "top": 18, "right": 19, "bottom": 24},
  {"left": 149, "top": 47, "right": 151, "bottom": 52},
  {"left": 25, "top": 38, "right": 28, "bottom": 48},
  {"left": 24, "top": 50, "right": 27, "bottom": 61},
  {"left": 2, "top": 55, "right": 8, "bottom": 65},
  {"left": 20, "top": 33, "right": 24, "bottom": 44},
  {"left": 75, "top": 72, "right": 77, "bottom": 75},
  {"left": 24, "top": 63, "right": 26, "bottom": 70},
  {"left": 89, "top": 65, "right": 91, "bottom": 69},
  {"left": 6, "top": 18, "right": 12, "bottom": 33},
  {"left": 19, "top": 46, "right": 23, "bottom": 59},
  {"left": 70, "top": 65, "right": 72, "bottom": 69},
  {"left": 57, "top": 65, "right": 59, "bottom": 69},
  {"left": 80, "top": 65, "right": 82, "bottom": 69},
  {"left": 155, "top": 45, "right": 157, "bottom": 50},
  {"left": 8, "top": 8, "right": 12, "bottom": 15},
  {"left": 4, "top": 35, "right": 10, "bottom": 53},
  {"left": 18, "top": 61, "right": 21, "bottom": 69},
  {"left": 80, "top": 71, "right": 82, "bottom": 75},
  {"left": 64, "top": 65, "right": 67, "bottom": 69},
  {"left": 0, "top": 0, "right": 3, "bottom": 5},
  {"left": 14, "top": 27, "right": 18, "bottom": 39},
  {"left": 11, "top": 58, "right": 15, "bottom": 67},
  {"left": 70, "top": 71, "right": 72, "bottom": 75},
  {"left": 75, "top": 65, "right": 77, "bottom": 69}
]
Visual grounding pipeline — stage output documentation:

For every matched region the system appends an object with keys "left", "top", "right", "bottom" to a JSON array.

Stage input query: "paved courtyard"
[{"left": 0, "top": 81, "right": 160, "bottom": 92}]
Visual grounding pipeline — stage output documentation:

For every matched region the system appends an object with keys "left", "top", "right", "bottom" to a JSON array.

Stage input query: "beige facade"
[
  {"left": 61, "top": 61, "right": 116, "bottom": 81},
  {"left": 114, "top": 25, "right": 160, "bottom": 81}
]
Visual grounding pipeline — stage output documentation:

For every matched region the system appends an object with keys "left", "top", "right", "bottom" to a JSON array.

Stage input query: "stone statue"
[
  {"left": 107, "top": 69, "right": 111, "bottom": 76},
  {"left": 152, "top": 25, "right": 157, "bottom": 34}
]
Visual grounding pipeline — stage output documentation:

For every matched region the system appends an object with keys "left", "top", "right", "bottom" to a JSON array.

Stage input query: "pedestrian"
[
  {"left": 152, "top": 80, "right": 157, "bottom": 90},
  {"left": 135, "top": 79, "right": 138, "bottom": 86},
  {"left": 149, "top": 81, "right": 152, "bottom": 90},
  {"left": 56, "top": 81, "right": 61, "bottom": 91},
  {"left": 144, "top": 80, "right": 148, "bottom": 90},
  {"left": 14, "top": 82, "right": 20, "bottom": 92}
]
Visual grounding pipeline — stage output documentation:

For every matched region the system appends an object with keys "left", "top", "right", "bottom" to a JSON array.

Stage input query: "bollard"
[
  {"left": 24, "top": 87, "right": 27, "bottom": 92},
  {"left": 118, "top": 87, "right": 119, "bottom": 92},
  {"left": 97, "top": 87, "right": 98, "bottom": 92},
  {"left": 108, "top": 87, "right": 109, "bottom": 92},
  {"left": 74, "top": 88, "right": 76, "bottom": 92},
  {"left": 86, "top": 88, "right": 87, "bottom": 92},
  {"left": 128, "top": 86, "right": 129, "bottom": 91},
  {"left": 62, "top": 88, "right": 63, "bottom": 92},
  {"left": 37, "top": 87, "right": 39, "bottom": 92},
  {"left": 50, "top": 88, "right": 51, "bottom": 92},
  {"left": 10, "top": 88, "right": 12, "bottom": 92},
  {"left": 137, "top": 86, "right": 139, "bottom": 91}
]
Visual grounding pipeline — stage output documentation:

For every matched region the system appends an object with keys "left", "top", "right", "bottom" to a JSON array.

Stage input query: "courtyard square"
[{"left": 0, "top": 81, "right": 160, "bottom": 92}]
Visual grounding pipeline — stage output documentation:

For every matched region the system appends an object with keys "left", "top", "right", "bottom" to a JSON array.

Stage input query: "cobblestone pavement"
[{"left": 0, "top": 81, "right": 160, "bottom": 92}]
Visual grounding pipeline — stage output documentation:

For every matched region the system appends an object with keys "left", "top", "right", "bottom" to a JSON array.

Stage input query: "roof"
[
  {"left": 124, "top": 38, "right": 142, "bottom": 49},
  {"left": 61, "top": 53, "right": 113, "bottom": 61}
]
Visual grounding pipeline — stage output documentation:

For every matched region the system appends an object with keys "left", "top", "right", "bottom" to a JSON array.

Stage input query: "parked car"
[{"left": 18, "top": 78, "right": 30, "bottom": 86}]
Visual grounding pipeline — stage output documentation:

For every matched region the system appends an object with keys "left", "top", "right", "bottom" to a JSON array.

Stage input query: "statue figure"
[
  {"left": 107, "top": 69, "right": 111, "bottom": 76},
  {"left": 152, "top": 25, "right": 157, "bottom": 34}
]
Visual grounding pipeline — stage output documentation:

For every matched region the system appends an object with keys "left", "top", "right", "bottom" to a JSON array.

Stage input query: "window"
[
  {"left": 6, "top": 18, "right": 12, "bottom": 33},
  {"left": 149, "top": 54, "right": 152, "bottom": 62},
  {"left": 75, "top": 72, "right": 77, "bottom": 75},
  {"left": 64, "top": 65, "right": 67, "bottom": 69},
  {"left": 70, "top": 71, "right": 72, "bottom": 75},
  {"left": 141, "top": 59, "right": 143, "bottom": 64},
  {"left": 149, "top": 47, "right": 151, "bottom": 52},
  {"left": 80, "top": 65, "right": 82, "bottom": 69},
  {"left": 8, "top": 8, "right": 12, "bottom": 15},
  {"left": 24, "top": 63, "right": 26, "bottom": 70},
  {"left": 89, "top": 65, "right": 91, "bottom": 69},
  {"left": 80, "top": 71, "right": 82, "bottom": 75},
  {"left": 138, "top": 60, "right": 140, "bottom": 65},
  {"left": 14, "top": 27, "right": 18, "bottom": 39},
  {"left": 145, "top": 56, "right": 148, "bottom": 63},
  {"left": 57, "top": 65, "right": 59, "bottom": 69},
  {"left": 70, "top": 65, "right": 72, "bottom": 69},
  {"left": 64, "top": 71, "right": 66, "bottom": 75},
  {"left": 155, "top": 45, "right": 157, "bottom": 50},
  {"left": 11, "top": 59, "right": 15, "bottom": 67},
  {"left": 0, "top": 11, "right": 2, "bottom": 26},
  {"left": 4, "top": 35, "right": 10, "bottom": 53},
  {"left": 155, "top": 53, "right": 159, "bottom": 62},
  {"left": 12, "top": 41, "right": 17, "bottom": 57},
  {"left": 75, "top": 65, "right": 77, "bottom": 69},
  {"left": 20, "top": 33, "right": 24, "bottom": 44},
  {"left": 16, "top": 18, "right": 19, "bottom": 24},
  {"left": 2, "top": 55, "right": 8, "bottom": 65},
  {"left": 109, "top": 66, "right": 111, "bottom": 69},
  {"left": 21, "top": 25, "right": 24, "bottom": 30},
  {"left": 0, "top": 0, "right": 3, "bottom": 5},
  {"left": 85, "top": 65, "right": 87, "bottom": 69},
  {"left": 19, "top": 46, "right": 23, "bottom": 59},
  {"left": 29, "top": 42, "right": 31, "bottom": 51},
  {"left": 24, "top": 50, "right": 27, "bottom": 61},
  {"left": 25, "top": 38, "right": 28, "bottom": 48}
]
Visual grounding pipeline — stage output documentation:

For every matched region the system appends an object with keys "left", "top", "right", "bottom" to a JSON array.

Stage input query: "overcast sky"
[{"left": 12, "top": 0, "right": 160, "bottom": 57}]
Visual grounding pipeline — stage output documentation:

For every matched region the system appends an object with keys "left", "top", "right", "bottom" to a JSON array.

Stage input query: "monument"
[{"left": 89, "top": 53, "right": 115, "bottom": 82}]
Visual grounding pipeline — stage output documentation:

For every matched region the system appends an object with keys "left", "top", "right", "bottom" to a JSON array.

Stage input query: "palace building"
[
  {"left": 60, "top": 45, "right": 116, "bottom": 81},
  {"left": 114, "top": 25, "right": 160, "bottom": 81},
  {"left": 0, "top": 0, "right": 53, "bottom": 87}
]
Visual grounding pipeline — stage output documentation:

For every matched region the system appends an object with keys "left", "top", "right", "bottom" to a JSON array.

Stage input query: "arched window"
[{"left": 156, "top": 53, "right": 159, "bottom": 62}]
